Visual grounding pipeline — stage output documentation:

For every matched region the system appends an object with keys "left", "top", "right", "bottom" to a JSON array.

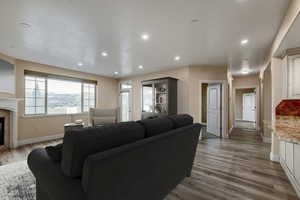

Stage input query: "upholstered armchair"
[{"left": 88, "top": 108, "right": 117, "bottom": 127}]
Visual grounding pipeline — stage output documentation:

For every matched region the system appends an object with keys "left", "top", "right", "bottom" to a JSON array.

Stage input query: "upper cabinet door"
[{"left": 288, "top": 55, "right": 300, "bottom": 99}]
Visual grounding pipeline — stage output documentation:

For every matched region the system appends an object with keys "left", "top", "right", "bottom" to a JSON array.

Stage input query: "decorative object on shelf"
[
  {"left": 276, "top": 99, "right": 300, "bottom": 142},
  {"left": 141, "top": 77, "right": 177, "bottom": 119}
]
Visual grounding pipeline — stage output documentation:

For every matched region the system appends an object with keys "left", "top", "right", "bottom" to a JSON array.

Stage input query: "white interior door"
[
  {"left": 242, "top": 93, "right": 256, "bottom": 122},
  {"left": 207, "top": 84, "right": 221, "bottom": 137},
  {"left": 120, "top": 91, "right": 132, "bottom": 122}
]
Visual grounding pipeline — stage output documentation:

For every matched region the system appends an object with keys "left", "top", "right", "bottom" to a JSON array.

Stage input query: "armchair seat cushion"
[{"left": 93, "top": 116, "right": 116, "bottom": 125}]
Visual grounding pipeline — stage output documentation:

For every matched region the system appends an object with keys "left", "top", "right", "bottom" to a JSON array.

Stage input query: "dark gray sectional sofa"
[{"left": 28, "top": 114, "right": 201, "bottom": 200}]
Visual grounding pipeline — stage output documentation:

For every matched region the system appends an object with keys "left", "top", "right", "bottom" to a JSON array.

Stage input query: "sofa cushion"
[
  {"left": 45, "top": 143, "right": 63, "bottom": 162},
  {"left": 61, "top": 122, "right": 145, "bottom": 178},
  {"left": 167, "top": 114, "right": 193, "bottom": 128},
  {"left": 138, "top": 117, "right": 173, "bottom": 138}
]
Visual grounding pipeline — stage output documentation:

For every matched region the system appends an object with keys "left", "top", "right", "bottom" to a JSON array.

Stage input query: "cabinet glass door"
[
  {"left": 142, "top": 84, "right": 154, "bottom": 113},
  {"left": 154, "top": 82, "right": 168, "bottom": 114}
]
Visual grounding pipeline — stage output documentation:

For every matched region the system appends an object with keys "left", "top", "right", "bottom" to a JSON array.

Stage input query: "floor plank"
[{"left": 0, "top": 128, "right": 298, "bottom": 200}]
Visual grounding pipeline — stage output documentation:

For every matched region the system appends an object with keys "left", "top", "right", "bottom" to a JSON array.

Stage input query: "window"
[
  {"left": 25, "top": 71, "right": 96, "bottom": 115},
  {"left": 47, "top": 78, "right": 82, "bottom": 115},
  {"left": 25, "top": 76, "right": 46, "bottom": 115},
  {"left": 83, "top": 83, "right": 96, "bottom": 112}
]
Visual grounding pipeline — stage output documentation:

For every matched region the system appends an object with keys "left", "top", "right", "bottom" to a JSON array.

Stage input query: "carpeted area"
[{"left": 0, "top": 161, "right": 35, "bottom": 200}]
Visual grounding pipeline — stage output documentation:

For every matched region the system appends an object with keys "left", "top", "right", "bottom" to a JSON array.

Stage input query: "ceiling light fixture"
[
  {"left": 241, "top": 39, "right": 249, "bottom": 45},
  {"left": 141, "top": 34, "right": 149, "bottom": 41},
  {"left": 241, "top": 69, "right": 249, "bottom": 74},
  {"left": 77, "top": 62, "right": 83, "bottom": 66},
  {"left": 138, "top": 65, "right": 144, "bottom": 69},
  {"left": 114, "top": 71, "right": 119, "bottom": 75},
  {"left": 19, "top": 22, "right": 31, "bottom": 29},
  {"left": 101, "top": 52, "right": 108, "bottom": 57},
  {"left": 174, "top": 56, "right": 181, "bottom": 61}
]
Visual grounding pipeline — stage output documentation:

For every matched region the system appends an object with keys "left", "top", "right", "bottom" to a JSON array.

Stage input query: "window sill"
[{"left": 22, "top": 112, "right": 89, "bottom": 119}]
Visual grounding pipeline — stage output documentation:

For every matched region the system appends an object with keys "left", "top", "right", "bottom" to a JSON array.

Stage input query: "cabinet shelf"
[{"left": 141, "top": 77, "right": 177, "bottom": 119}]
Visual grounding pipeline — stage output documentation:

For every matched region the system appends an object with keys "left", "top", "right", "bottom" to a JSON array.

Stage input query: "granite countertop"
[{"left": 275, "top": 100, "right": 300, "bottom": 145}]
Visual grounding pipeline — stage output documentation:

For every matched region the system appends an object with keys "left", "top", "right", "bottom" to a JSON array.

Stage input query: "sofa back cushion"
[
  {"left": 167, "top": 114, "right": 193, "bottom": 128},
  {"left": 61, "top": 122, "right": 145, "bottom": 178},
  {"left": 138, "top": 117, "right": 173, "bottom": 138}
]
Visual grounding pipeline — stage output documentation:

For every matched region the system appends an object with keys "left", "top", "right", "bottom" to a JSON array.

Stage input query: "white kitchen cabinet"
[
  {"left": 294, "top": 144, "right": 300, "bottom": 187},
  {"left": 286, "top": 142, "right": 294, "bottom": 173},
  {"left": 280, "top": 141, "right": 286, "bottom": 161},
  {"left": 285, "top": 54, "right": 300, "bottom": 99},
  {"left": 279, "top": 140, "right": 300, "bottom": 197}
]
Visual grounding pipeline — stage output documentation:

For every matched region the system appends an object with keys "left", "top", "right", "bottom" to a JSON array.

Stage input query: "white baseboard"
[
  {"left": 280, "top": 159, "right": 300, "bottom": 198},
  {"left": 263, "top": 136, "right": 271, "bottom": 143},
  {"left": 270, "top": 152, "right": 280, "bottom": 162},
  {"left": 18, "top": 134, "right": 64, "bottom": 147}
]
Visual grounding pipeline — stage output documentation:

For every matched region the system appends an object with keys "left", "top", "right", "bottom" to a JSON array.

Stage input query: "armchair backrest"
[{"left": 88, "top": 108, "right": 117, "bottom": 127}]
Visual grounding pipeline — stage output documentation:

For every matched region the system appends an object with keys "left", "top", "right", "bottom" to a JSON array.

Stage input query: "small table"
[{"left": 64, "top": 123, "right": 84, "bottom": 134}]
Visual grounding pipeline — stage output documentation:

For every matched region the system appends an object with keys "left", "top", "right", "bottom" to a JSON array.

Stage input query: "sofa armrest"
[{"left": 27, "top": 148, "right": 85, "bottom": 200}]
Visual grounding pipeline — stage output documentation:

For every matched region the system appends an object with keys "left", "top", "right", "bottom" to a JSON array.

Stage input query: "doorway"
[
  {"left": 234, "top": 88, "right": 257, "bottom": 130},
  {"left": 119, "top": 81, "right": 132, "bottom": 122},
  {"left": 201, "top": 82, "right": 224, "bottom": 138}
]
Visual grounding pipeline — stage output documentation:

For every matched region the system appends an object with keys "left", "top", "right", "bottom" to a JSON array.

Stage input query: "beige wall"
[
  {"left": 228, "top": 71, "right": 234, "bottom": 131},
  {"left": 4, "top": 59, "right": 118, "bottom": 142},
  {"left": 262, "top": 67, "right": 272, "bottom": 138},
  {"left": 232, "top": 74, "right": 259, "bottom": 88},
  {"left": 235, "top": 88, "right": 255, "bottom": 120},
  {"left": 120, "top": 66, "right": 228, "bottom": 126}
]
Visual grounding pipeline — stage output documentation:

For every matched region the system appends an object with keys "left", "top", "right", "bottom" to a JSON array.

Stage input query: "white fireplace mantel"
[{"left": 0, "top": 98, "right": 19, "bottom": 148}]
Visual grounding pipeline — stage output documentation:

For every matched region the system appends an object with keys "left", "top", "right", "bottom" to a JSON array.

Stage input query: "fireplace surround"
[{"left": 0, "top": 98, "right": 18, "bottom": 148}]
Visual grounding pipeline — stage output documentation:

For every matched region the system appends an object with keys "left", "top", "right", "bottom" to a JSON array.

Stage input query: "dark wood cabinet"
[{"left": 141, "top": 77, "right": 177, "bottom": 119}]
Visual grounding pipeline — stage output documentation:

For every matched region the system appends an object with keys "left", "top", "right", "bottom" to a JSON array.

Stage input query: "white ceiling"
[
  {"left": 0, "top": 0, "right": 290, "bottom": 77},
  {"left": 275, "top": 13, "right": 300, "bottom": 57}
]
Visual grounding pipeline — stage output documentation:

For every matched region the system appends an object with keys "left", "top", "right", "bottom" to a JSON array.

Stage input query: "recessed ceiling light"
[
  {"left": 174, "top": 56, "right": 181, "bottom": 61},
  {"left": 141, "top": 34, "right": 149, "bottom": 41},
  {"left": 101, "top": 52, "right": 108, "bottom": 57},
  {"left": 191, "top": 19, "right": 199, "bottom": 23},
  {"left": 77, "top": 62, "right": 83, "bottom": 66},
  {"left": 138, "top": 65, "right": 144, "bottom": 69},
  {"left": 241, "top": 39, "right": 249, "bottom": 45},
  {"left": 114, "top": 71, "right": 119, "bottom": 75},
  {"left": 241, "top": 69, "right": 249, "bottom": 74},
  {"left": 19, "top": 22, "right": 31, "bottom": 29}
]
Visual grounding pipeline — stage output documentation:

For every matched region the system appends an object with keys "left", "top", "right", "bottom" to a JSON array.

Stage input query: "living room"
[{"left": 1, "top": 0, "right": 300, "bottom": 200}]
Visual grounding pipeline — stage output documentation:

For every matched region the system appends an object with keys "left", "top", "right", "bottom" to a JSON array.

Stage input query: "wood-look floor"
[
  {"left": 167, "top": 128, "right": 299, "bottom": 200},
  {"left": 0, "top": 139, "right": 61, "bottom": 166},
  {"left": 0, "top": 129, "right": 298, "bottom": 200}
]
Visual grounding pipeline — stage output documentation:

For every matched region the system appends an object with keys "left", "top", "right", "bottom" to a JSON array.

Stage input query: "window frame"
[{"left": 24, "top": 71, "right": 97, "bottom": 116}]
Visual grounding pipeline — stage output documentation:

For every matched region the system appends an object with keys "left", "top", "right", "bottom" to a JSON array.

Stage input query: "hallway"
[{"left": 167, "top": 128, "right": 299, "bottom": 200}]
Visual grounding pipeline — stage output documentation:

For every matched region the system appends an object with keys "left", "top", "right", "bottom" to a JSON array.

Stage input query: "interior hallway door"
[
  {"left": 207, "top": 84, "right": 221, "bottom": 137},
  {"left": 242, "top": 93, "right": 256, "bottom": 122}
]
